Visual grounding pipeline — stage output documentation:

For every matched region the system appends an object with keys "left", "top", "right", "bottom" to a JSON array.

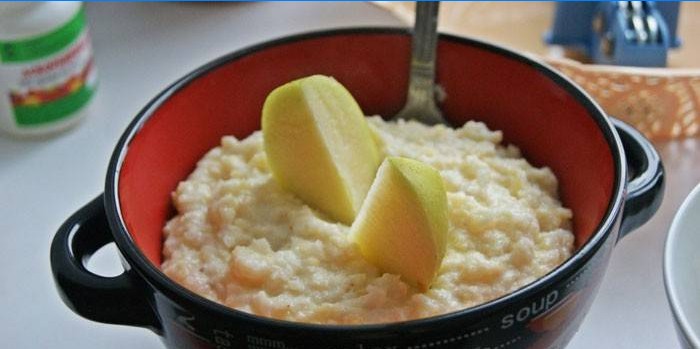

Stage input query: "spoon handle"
[
  {"left": 394, "top": 2, "right": 446, "bottom": 125},
  {"left": 412, "top": 2, "right": 440, "bottom": 73}
]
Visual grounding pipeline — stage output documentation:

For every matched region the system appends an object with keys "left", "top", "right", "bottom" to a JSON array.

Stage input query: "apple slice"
[
  {"left": 262, "top": 75, "right": 382, "bottom": 225},
  {"left": 350, "top": 157, "right": 449, "bottom": 290}
]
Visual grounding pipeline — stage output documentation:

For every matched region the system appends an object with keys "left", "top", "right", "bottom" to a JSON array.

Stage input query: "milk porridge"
[{"left": 161, "top": 117, "right": 574, "bottom": 324}]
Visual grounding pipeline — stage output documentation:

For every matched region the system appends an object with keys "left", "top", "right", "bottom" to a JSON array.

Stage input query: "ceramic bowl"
[{"left": 51, "top": 28, "right": 664, "bottom": 349}]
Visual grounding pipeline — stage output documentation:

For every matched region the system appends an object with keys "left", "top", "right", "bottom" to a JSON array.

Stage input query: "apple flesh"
[
  {"left": 262, "top": 75, "right": 382, "bottom": 225},
  {"left": 350, "top": 157, "right": 449, "bottom": 290}
]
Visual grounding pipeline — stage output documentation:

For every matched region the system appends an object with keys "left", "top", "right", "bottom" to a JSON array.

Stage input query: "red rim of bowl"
[{"left": 105, "top": 27, "right": 626, "bottom": 332}]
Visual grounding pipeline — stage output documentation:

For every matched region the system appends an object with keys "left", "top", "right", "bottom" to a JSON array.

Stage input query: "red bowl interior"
[{"left": 117, "top": 32, "right": 614, "bottom": 266}]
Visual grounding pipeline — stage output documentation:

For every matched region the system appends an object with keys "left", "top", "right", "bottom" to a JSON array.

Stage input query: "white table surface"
[{"left": 1, "top": 3, "right": 695, "bottom": 348}]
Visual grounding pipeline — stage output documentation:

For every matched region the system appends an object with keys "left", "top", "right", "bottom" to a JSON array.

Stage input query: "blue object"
[{"left": 545, "top": 2, "right": 681, "bottom": 67}]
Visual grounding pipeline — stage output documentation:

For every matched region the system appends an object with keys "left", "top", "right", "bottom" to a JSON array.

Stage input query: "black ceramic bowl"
[{"left": 51, "top": 28, "right": 664, "bottom": 349}]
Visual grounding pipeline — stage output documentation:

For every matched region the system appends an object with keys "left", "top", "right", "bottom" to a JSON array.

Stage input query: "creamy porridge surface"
[{"left": 161, "top": 117, "right": 574, "bottom": 324}]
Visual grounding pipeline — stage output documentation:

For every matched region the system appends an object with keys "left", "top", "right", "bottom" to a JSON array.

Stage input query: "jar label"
[
  {"left": 0, "top": 7, "right": 87, "bottom": 63},
  {"left": 0, "top": 7, "right": 96, "bottom": 129}
]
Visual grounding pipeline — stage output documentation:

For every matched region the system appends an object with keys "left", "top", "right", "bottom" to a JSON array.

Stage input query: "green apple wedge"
[
  {"left": 350, "top": 157, "right": 449, "bottom": 290},
  {"left": 262, "top": 75, "right": 382, "bottom": 225}
]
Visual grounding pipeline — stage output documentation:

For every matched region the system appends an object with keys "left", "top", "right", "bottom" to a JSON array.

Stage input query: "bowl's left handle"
[
  {"left": 613, "top": 118, "right": 665, "bottom": 240},
  {"left": 50, "top": 195, "right": 161, "bottom": 332}
]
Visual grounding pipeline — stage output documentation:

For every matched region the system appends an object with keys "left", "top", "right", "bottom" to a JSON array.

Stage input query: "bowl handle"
[
  {"left": 50, "top": 195, "right": 161, "bottom": 332},
  {"left": 613, "top": 118, "right": 665, "bottom": 240}
]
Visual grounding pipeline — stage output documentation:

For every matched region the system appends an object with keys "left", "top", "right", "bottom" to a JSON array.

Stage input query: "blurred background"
[{"left": 1, "top": 3, "right": 697, "bottom": 348}]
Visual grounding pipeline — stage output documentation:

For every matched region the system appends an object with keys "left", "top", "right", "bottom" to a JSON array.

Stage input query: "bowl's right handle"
[
  {"left": 50, "top": 195, "right": 161, "bottom": 332},
  {"left": 612, "top": 118, "right": 665, "bottom": 240}
]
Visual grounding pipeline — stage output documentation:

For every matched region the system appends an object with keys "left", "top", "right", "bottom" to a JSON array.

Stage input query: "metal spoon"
[{"left": 392, "top": 2, "right": 448, "bottom": 125}]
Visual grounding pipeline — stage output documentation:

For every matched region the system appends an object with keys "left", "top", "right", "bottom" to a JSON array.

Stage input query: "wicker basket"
[{"left": 374, "top": 2, "right": 700, "bottom": 140}]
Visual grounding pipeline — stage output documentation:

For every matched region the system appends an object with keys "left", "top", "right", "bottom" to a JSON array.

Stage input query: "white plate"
[{"left": 664, "top": 183, "right": 700, "bottom": 348}]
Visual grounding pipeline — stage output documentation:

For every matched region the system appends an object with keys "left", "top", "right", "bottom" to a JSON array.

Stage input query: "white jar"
[{"left": 0, "top": 2, "right": 97, "bottom": 137}]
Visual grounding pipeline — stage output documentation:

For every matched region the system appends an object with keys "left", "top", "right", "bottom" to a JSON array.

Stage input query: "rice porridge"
[{"left": 161, "top": 117, "right": 574, "bottom": 324}]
